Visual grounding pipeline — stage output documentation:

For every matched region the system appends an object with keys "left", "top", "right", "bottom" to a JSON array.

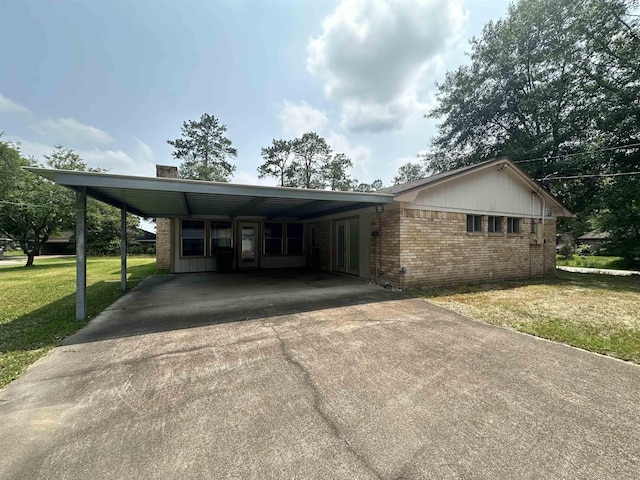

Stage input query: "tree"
[
  {"left": 290, "top": 132, "right": 332, "bottom": 188},
  {"left": 0, "top": 140, "right": 74, "bottom": 266},
  {"left": 168, "top": 113, "right": 237, "bottom": 182},
  {"left": 258, "top": 139, "right": 295, "bottom": 187},
  {"left": 393, "top": 162, "right": 427, "bottom": 185},
  {"left": 323, "top": 153, "right": 354, "bottom": 191},
  {"left": 44, "top": 146, "right": 141, "bottom": 256},
  {"left": 353, "top": 179, "right": 384, "bottom": 192},
  {"left": 426, "top": 0, "right": 639, "bottom": 256}
]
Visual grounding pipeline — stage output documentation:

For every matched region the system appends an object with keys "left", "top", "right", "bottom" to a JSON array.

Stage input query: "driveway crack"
[{"left": 269, "top": 326, "right": 383, "bottom": 480}]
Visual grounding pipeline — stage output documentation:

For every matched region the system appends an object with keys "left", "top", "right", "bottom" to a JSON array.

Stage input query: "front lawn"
[
  {"left": 0, "top": 256, "right": 157, "bottom": 389},
  {"left": 417, "top": 271, "right": 640, "bottom": 363}
]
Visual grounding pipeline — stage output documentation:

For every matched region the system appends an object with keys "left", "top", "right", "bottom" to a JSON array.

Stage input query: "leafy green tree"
[
  {"left": 0, "top": 140, "right": 74, "bottom": 266},
  {"left": 168, "top": 113, "right": 237, "bottom": 182},
  {"left": 353, "top": 179, "right": 384, "bottom": 192},
  {"left": 426, "top": 0, "right": 639, "bottom": 256},
  {"left": 291, "top": 132, "right": 332, "bottom": 188},
  {"left": 44, "top": 146, "right": 141, "bottom": 255},
  {"left": 323, "top": 153, "right": 354, "bottom": 191},
  {"left": 393, "top": 162, "right": 427, "bottom": 185},
  {"left": 258, "top": 139, "right": 295, "bottom": 187}
]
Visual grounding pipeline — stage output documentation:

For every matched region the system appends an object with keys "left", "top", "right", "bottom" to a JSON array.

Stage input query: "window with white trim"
[
  {"left": 211, "top": 221, "right": 232, "bottom": 254},
  {"left": 286, "top": 223, "right": 304, "bottom": 255},
  {"left": 181, "top": 220, "right": 205, "bottom": 256},
  {"left": 264, "top": 223, "right": 283, "bottom": 255}
]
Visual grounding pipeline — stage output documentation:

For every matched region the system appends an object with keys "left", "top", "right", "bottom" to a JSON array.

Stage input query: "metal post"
[
  {"left": 121, "top": 205, "right": 127, "bottom": 292},
  {"left": 76, "top": 187, "right": 87, "bottom": 321}
]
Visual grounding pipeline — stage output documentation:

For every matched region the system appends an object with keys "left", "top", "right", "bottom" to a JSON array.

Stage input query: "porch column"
[
  {"left": 76, "top": 187, "right": 87, "bottom": 321},
  {"left": 120, "top": 205, "right": 127, "bottom": 292}
]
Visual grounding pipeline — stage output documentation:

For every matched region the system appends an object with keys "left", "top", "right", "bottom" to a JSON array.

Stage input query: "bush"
[
  {"left": 575, "top": 243, "right": 594, "bottom": 256},
  {"left": 558, "top": 243, "right": 573, "bottom": 258}
]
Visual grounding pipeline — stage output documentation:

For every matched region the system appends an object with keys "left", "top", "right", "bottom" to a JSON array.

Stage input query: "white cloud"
[
  {"left": 12, "top": 136, "right": 156, "bottom": 177},
  {"left": 278, "top": 100, "right": 329, "bottom": 138},
  {"left": 307, "top": 0, "right": 466, "bottom": 132},
  {"left": 133, "top": 136, "right": 154, "bottom": 162},
  {"left": 0, "top": 93, "right": 31, "bottom": 115},
  {"left": 325, "top": 130, "right": 373, "bottom": 182},
  {"left": 32, "top": 117, "right": 113, "bottom": 146}
]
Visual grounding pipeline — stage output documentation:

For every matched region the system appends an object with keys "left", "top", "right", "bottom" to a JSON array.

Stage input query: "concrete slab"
[{"left": 1, "top": 270, "right": 639, "bottom": 479}]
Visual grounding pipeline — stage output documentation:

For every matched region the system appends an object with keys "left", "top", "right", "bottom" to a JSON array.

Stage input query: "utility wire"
[
  {"left": 0, "top": 200, "right": 53, "bottom": 208},
  {"left": 537, "top": 171, "right": 640, "bottom": 181},
  {"left": 514, "top": 141, "right": 640, "bottom": 164}
]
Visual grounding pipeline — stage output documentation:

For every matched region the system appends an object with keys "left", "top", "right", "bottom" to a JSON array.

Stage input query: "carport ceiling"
[{"left": 26, "top": 168, "right": 394, "bottom": 220}]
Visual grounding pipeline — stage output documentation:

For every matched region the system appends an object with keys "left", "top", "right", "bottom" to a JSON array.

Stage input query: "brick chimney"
[
  {"left": 155, "top": 165, "right": 178, "bottom": 271},
  {"left": 156, "top": 165, "right": 178, "bottom": 179}
]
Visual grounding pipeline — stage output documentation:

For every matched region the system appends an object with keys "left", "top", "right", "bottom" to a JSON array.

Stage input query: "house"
[
  {"left": 577, "top": 231, "right": 609, "bottom": 250},
  {"left": 155, "top": 158, "right": 572, "bottom": 288},
  {"left": 41, "top": 231, "right": 75, "bottom": 255}
]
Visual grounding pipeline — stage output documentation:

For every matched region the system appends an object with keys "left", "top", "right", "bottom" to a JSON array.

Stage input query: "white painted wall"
[{"left": 412, "top": 168, "right": 546, "bottom": 217}]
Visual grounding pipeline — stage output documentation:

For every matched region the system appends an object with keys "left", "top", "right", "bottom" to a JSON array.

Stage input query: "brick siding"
[
  {"left": 155, "top": 165, "right": 178, "bottom": 271},
  {"left": 373, "top": 208, "right": 556, "bottom": 289}
]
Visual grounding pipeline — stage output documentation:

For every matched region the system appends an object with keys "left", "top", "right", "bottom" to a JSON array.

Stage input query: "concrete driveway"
[{"left": 1, "top": 270, "right": 639, "bottom": 479}]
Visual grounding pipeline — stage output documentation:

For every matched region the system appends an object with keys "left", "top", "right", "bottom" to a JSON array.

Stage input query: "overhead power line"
[
  {"left": 0, "top": 200, "right": 52, "bottom": 208},
  {"left": 514, "top": 142, "right": 640, "bottom": 164},
  {"left": 537, "top": 171, "right": 640, "bottom": 181}
]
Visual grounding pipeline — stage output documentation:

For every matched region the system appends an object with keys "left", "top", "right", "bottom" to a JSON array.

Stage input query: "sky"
[{"left": 1, "top": 0, "right": 512, "bottom": 191}]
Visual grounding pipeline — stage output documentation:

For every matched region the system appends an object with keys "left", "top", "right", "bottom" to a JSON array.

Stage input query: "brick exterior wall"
[
  {"left": 374, "top": 208, "right": 556, "bottom": 289},
  {"left": 370, "top": 209, "right": 402, "bottom": 286},
  {"left": 155, "top": 165, "right": 178, "bottom": 271},
  {"left": 309, "top": 220, "right": 332, "bottom": 271}
]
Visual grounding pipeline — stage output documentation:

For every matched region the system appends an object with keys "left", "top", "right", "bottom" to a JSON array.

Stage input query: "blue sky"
[{"left": 1, "top": 0, "right": 511, "bottom": 189}]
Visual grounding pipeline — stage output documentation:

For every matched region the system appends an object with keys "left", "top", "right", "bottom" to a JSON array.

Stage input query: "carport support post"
[
  {"left": 76, "top": 187, "right": 87, "bottom": 321},
  {"left": 120, "top": 205, "right": 127, "bottom": 292}
]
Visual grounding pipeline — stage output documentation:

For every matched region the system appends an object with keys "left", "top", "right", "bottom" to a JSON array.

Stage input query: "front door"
[
  {"left": 334, "top": 219, "right": 359, "bottom": 276},
  {"left": 238, "top": 222, "right": 259, "bottom": 268}
]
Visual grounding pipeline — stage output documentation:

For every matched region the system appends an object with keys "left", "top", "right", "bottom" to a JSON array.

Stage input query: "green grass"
[
  {"left": 0, "top": 256, "right": 158, "bottom": 388},
  {"left": 417, "top": 271, "right": 640, "bottom": 363},
  {"left": 556, "top": 255, "right": 638, "bottom": 270}
]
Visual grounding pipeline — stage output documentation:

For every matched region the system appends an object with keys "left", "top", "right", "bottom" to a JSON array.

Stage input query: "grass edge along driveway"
[
  {"left": 0, "top": 256, "right": 157, "bottom": 389},
  {"left": 417, "top": 271, "right": 640, "bottom": 364}
]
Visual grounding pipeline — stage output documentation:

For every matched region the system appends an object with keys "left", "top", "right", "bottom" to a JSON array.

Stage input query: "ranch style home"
[
  {"left": 28, "top": 155, "right": 572, "bottom": 320},
  {"left": 154, "top": 157, "right": 571, "bottom": 289}
]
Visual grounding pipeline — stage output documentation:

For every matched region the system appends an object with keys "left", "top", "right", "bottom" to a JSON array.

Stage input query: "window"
[
  {"left": 488, "top": 216, "right": 503, "bottom": 233},
  {"left": 286, "top": 223, "right": 304, "bottom": 255},
  {"left": 211, "top": 221, "right": 232, "bottom": 254},
  {"left": 264, "top": 223, "right": 283, "bottom": 255},
  {"left": 182, "top": 220, "right": 205, "bottom": 256},
  {"left": 507, "top": 217, "right": 520, "bottom": 234},
  {"left": 466, "top": 215, "right": 483, "bottom": 233}
]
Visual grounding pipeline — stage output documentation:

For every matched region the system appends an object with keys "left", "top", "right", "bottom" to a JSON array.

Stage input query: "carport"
[{"left": 25, "top": 167, "right": 394, "bottom": 320}]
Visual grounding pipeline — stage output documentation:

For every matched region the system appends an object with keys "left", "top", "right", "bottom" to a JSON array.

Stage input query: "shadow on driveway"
[{"left": 65, "top": 270, "right": 405, "bottom": 345}]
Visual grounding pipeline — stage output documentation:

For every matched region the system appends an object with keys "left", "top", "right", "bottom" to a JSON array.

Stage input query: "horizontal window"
[
  {"left": 507, "top": 217, "right": 520, "bottom": 234},
  {"left": 466, "top": 215, "right": 483, "bottom": 233},
  {"left": 488, "top": 216, "right": 503, "bottom": 233}
]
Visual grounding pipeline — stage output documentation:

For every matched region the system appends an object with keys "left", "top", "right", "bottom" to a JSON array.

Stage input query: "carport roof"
[{"left": 25, "top": 167, "right": 394, "bottom": 220}]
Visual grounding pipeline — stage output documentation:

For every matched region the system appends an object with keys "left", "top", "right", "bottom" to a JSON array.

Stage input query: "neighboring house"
[
  {"left": 41, "top": 231, "right": 75, "bottom": 255},
  {"left": 155, "top": 158, "right": 572, "bottom": 288},
  {"left": 577, "top": 231, "right": 609, "bottom": 250},
  {"left": 136, "top": 230, "right": 156, "bottom": 249}
]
